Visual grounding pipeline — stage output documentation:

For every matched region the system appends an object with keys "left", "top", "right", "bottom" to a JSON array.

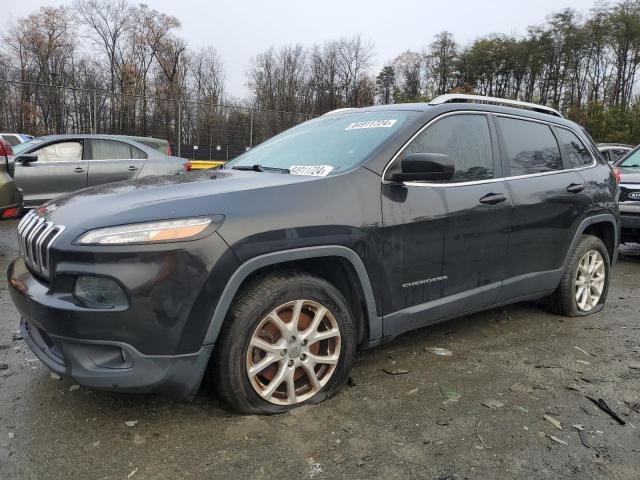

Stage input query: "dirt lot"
[{"left": 1, "top": 218, "right": 640, "bottom": 480}]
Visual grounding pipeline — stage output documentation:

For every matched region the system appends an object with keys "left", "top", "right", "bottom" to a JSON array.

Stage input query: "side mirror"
[
  {"left": 17, "top": 154, "right": 38, "bottom": 163},
  {"left": 390, "top": 153, "right": 454, "bottom": 182}
]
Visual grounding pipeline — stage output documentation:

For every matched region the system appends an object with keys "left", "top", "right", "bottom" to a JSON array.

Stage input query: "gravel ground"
[{"left": 1, "top": 218, "right": 640, "bottom": 479}]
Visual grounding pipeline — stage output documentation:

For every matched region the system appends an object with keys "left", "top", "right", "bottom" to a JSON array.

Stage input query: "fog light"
[{"left": 74, "top": 276, "right": 128, "bottom": 308}]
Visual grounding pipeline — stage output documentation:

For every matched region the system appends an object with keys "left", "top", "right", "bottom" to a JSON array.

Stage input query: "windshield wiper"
[{"left": 231, "top": 164, "right": 290, "bottom": 173}]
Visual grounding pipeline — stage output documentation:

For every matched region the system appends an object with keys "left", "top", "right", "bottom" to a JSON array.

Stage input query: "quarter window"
[
  {"left": 497, "top": 117, "right": 563, "bottom": 176},
  {"left": 403, "top": 114, "right": 494, "bottom": 182},
  {"left": 556, "top": 128, "right": 592, "bottom": 168},
  {"left": 33, "top": 141, "right": 83, "bottom": 162},
  {"left": 89, "top": 140, "right": 147, "bottom": 160}
]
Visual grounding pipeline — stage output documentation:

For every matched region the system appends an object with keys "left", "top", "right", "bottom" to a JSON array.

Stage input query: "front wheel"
[
  {"left": 212, "top": 271, "right": 356, "bottom": 414},
  {"left": 547, "top": 234, "right": 611, "bottom": 316}
]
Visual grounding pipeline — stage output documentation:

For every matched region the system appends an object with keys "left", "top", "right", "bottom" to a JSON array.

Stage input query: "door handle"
[
  {"left": 73, "top": 167, "right": 85, "bottom": 173},
  {"left": 128, "top": 165, "right": 138, "bottom": 171},
  {"left": 566, "top": 183, "right": 585, "bottom": 194},
  {"left": 479, "top": 193, "right": 507, "bottom": 205}
]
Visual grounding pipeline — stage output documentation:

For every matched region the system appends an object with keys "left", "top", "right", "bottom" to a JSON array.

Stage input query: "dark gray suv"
[{"left": 8, "top": 95, "right": 620, "bottom": 414}]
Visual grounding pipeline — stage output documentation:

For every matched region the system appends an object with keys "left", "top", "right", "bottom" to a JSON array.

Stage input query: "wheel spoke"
[
  {"left": 250, "top": 337, "right": 283, "bottom": 355},
  {"left": 261, "top": 363, "right": 287, "bottom": 399},
  {"left": 301, "top": 362, "right": 321, "bottom": 391},
  {"left": 309, "top": 327, "right": 340, "bottom": 344},
  {"left": 285, "top": 368, "right": 297, "bottom": 403},
  {"left": 291, "top": 300, "right": 304, "bottom": 332},
  {"left": 268, "top": 311, "right": 293, "bottom": 338},
  {"left": 307, "top": 352, "right": 340, "bottom": 365},
  {"left": 302, "top": 306, "right": 327, "bottom": 339},
  {"left": 248, "top": 354, "right": 280, "bottom": 377}
]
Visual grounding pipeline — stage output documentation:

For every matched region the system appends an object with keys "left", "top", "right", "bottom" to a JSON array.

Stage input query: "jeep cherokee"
[{"left": 7, "top": 94, "right": 620, "bottom": 414}]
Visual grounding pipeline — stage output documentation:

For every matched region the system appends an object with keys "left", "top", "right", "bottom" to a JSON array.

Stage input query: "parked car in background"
[
  {"left": 1, "top": 133, "right": 34, "bottom": 147},
  {"left": 12, "top": 134, "right": 190, "bottom": 208},
  {"left": 0, "top": 138, "right": 23, "bottom": 219},
  {"left": 615, "top": 146, "right": 640, "bottom": 243},
  {"left": 597, "top": 143, "right": 633, "bottom": 164},
  {"left": 8, "top": 95, "right": 619, "bottom": 413}
]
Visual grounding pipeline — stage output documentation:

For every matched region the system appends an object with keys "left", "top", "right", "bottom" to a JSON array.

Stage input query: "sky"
[{"left": 7, "top": 0, "right": 599, "bottom": 98}]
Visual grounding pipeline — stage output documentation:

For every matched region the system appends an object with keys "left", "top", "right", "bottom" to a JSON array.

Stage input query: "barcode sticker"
[
  {"left": 345, "top": 119, "right": 397, "bottom": 130},
  {"left": 289, "top": 165, "right": 334, "bottom": 176}
]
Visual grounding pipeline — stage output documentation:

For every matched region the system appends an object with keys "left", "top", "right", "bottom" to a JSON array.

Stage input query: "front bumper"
[
  {"left": 620, "top": 210, "right": 640, "bottom": 243},
  {"left": 20, "top": 318, "right": 212, "bottom": 400}
]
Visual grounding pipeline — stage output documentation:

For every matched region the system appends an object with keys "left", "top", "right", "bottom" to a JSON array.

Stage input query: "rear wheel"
[
  {"left": 212, "top": 271, "right": 356, "bottom": 414},
  {"left": 547, "top": 235, "right": 610, "bottom": 316}
]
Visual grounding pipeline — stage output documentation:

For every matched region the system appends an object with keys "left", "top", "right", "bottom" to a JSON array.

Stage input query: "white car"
[
  {"left": 597, "top": 143, "right": 633, "bottom": 164},
  {"left": 0, "top": 133, "right": 34, "bottom": 147}
]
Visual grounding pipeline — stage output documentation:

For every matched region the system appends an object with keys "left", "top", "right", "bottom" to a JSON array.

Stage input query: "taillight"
[
  {"left": 183, "top": 161, "right": 192, "bottom": 172},
  {"left": 167, "top": 141, "right": 172, "bottom": 156},
  {"left": 0, "top": 139, "right": 13, "bottom": 158},
  {"left": 1, "top": 207, "right": 19, "bottom": 219},
  {"left": 613, "top": 167, "right": 621, "bottom": 184}
]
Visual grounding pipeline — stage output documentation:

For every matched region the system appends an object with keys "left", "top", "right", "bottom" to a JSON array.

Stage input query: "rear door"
[
  {"left": 495, "top": 116, "right": 589, "bottom": 301},
  {"left": 381, "top": 112, "right": 510, "bottom": 336},
  {"left": 86, "top": 139, "right": 147, "bottom": 186},
  {"left": 14, "top": 140, "right": 87, "bottom": 207}
]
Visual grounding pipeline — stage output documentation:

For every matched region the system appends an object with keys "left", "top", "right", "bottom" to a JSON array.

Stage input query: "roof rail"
[
  {"left": 323, "top": 107, "right": 355, "bottom": 116},
  {"left": 429, "top": 94, "right": 563, "bottom": 118}
]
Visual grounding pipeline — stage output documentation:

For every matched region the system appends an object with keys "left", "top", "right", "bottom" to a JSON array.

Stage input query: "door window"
[
  {"left": 89, "top": 140, "right": 147, "bottom": 160},
  {"left": 33, "top": 141, "right": 83, "bottom": 162},
  {"left": 556, "top": 128, "right": 593, "bottom": 168},
  {"left": 497, "top": 117, "right": 563, "bottom": 176},
  {"left": 403, "top": 114, "right": 494, "bottom": 182}
]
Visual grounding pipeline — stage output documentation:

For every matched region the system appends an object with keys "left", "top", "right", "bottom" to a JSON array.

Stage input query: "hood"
[
  {"left": 619, "top": 168, "right": 640, "bottom": 184},
  {"left": 41, "top": 169, "right": 317, "bottom": 230}
]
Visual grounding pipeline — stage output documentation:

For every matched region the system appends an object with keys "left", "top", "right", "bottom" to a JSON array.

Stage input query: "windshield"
[
  {"left": 620, "top": 149, "right": 640, "bottom": 168},
  {"left": 226, "top": 111, "right": 414, "bottom": 176},
  {"left": 13, "top": 137, "right": 48, "bottom": 155}
]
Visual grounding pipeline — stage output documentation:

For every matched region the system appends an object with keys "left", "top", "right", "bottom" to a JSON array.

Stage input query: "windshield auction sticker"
[
  {"left": 345, "top": 119, "right": 397, "bottom": 130},
  {"left": 289, "top": 165, "right": 334, "bottom": 176}
]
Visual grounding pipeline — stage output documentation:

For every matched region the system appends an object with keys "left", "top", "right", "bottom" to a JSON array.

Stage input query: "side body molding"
[{"left": 202, "top": 245, "right": 382, "bottom": 346}]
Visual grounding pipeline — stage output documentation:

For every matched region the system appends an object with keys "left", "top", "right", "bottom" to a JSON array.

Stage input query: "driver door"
[
  {"left": 15, "top": 140, "right": 88, "bottom": 207},
  {"left": 381, "top": 112, "right": 510, "bottom": 336}
]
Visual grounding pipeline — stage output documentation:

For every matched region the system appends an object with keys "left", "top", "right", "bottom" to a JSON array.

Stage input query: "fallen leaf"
[
  {"left": 548, "top": 435, "right": 568, "bottom": 446},
  {"left": 425, "top": 347, "right": 452, "bottom": 357},
  {"left": 573, "top": 346, "right": 593, "bottom": 357},
  {"left": 382, "top": 368, "right": 410, "bottom": 375},
  {"left": 8, "top": 432, "right": 15, "bottom": 439},
  {"left": 407, "top": 388, "right": 419, "bottom": 395},
  {"left": 125, "top": 421, "right": 138, "bottom": 427},
  {"left": 481, "top": 399, "right": 505, "bottom": 409},
  {"left": 544, "top": 414, "right": 562, "bottom": 430},
  {"left": 439, "top": 385, "right": 461, "bottom": 402},
  {"left": 69, "top": 385, "right": 80, "bottom": 392},
  {"left": 571, "top": 424, "right": 584, "bottom": 431},
  {"left": 514, "top": 406, "right": 529, "bottom": 413},
  {"left": 127, "top": 468, "right": 138, "bottom": 479},
  {"left": 576, "top": 360, "right": 590, "bottom": 365},
  {"left": 50, "top": 372, "right": 61, "bottom": 380}
]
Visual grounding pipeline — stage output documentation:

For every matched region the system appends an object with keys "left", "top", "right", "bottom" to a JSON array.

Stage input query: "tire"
[
  {"left": 212, "top": 270, "right": 356, "bottom": 414},
  {"left": 547, "top": 234, "right": 611, "bottom": 317}
]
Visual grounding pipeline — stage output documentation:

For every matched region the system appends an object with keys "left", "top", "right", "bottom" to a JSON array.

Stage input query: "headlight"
[{"left": 77, "top": 218, "right": 213, "bottom": 245}]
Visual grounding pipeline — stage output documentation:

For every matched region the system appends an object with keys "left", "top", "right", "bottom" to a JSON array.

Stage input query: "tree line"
[{"left": 1, "top": 0, "right": 640, "bottom": 146}]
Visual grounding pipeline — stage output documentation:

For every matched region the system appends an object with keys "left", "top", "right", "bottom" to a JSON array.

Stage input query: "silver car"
[{"left": 12, "top": 134, "right": 188, "bottom": 208}]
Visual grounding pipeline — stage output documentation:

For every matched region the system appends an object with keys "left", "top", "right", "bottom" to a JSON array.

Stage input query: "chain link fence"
[{"left": 0, "top": 79, "right": 315, "bottom": 160}]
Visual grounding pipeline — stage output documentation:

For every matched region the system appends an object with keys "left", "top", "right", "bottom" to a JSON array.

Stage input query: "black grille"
[{"left": 17, "top": 210, "right": 65, "bottom": 279}]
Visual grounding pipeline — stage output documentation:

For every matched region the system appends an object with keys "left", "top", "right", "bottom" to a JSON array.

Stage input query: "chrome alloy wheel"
[
  {"left": 246, "top": 300, "right": 341, "bottom": 406},
  {"left": 575, "top": 249, "right": 606, "bottom": 312}
]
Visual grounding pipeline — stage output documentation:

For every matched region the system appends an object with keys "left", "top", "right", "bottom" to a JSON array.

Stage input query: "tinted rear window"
[
  {"left": 556, "top": 128, "right": 592, "bottom": 168},
  {"left": 89, "top": 140, "right": 147, "bottom": 160},
  {"left": 497, "top": 117, "right": 563, "bottom": 176}
]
